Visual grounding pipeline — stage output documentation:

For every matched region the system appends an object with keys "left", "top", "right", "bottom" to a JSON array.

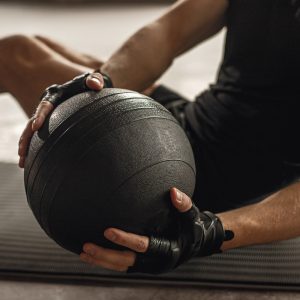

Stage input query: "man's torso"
[{"left": 185, "top": 0, "right": 300, "bottom": 211}]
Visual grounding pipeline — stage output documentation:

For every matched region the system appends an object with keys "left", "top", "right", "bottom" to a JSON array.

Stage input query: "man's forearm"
[
  {"left": 218, "top": 181, "right": 300, "bottom": 251},
  {"left": 101, "top": 0, "right": 228, "bottom": 92},
  {"left": 101, "top": 23, "right": 173, "bottom": 92}
]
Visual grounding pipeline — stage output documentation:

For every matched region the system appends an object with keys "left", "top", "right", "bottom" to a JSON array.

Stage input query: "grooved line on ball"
[{"left": 110, "top": 159, "right": 196, "bottom": 199}]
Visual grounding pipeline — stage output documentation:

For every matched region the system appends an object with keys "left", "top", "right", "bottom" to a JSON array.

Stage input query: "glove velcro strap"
[{"left": 127, "top": 237, "right": 180, "bottom": 274}]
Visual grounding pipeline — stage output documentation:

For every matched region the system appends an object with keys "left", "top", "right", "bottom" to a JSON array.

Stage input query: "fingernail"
[
  {"left": 176, "top": 189, "right": 183, "bottom": 203},
  {"left": 106, "top": 231, "right": 117, "bottom": 241},
  {"left": 91, "top": 78, "right": 101, "bottom": 85}
]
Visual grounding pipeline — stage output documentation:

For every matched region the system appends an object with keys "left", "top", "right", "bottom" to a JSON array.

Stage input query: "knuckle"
[
  {"left": 117, "top": 236, "right": 126, "bottom": 245},
  {"left": 39, "top": 100, "right": 52, "bottom": 108},
  {"left": 135, "top": 239, "right": 147, "bottom": 252},
  {"left": 28, "top": 116, "right": 35, "bottom": 123},
  {"left": 37, "top": 111, "right": 48, "bottom": 119}
]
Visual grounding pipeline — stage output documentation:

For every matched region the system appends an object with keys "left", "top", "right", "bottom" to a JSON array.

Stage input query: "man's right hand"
[{"left": 18, "top": 71, "right": 104, "bottom": 168}]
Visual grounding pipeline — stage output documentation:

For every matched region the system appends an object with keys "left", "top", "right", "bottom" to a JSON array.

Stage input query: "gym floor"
[{"left": 0, "top": 2, "right": 299, "bottom": 299}]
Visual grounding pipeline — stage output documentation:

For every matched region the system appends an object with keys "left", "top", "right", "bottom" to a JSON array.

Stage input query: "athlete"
[{"left": 0, "top": 0, "right": 299, "bottom": 273}]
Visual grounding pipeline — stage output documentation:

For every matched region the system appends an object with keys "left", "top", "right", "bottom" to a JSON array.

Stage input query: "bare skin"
[
  {"left": 1, "top": 0, "right": 299, "bottom": 273},
  {"left": 0, "top": 35, "right": 94, "bottom": 116},
  {"left": 80, "top": 182, "right": 300, "bottom": 270}
]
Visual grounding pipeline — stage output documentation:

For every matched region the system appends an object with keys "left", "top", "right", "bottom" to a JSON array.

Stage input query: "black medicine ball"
[{"left": 24, "top": 89, "right": 196, "bottom": 254}]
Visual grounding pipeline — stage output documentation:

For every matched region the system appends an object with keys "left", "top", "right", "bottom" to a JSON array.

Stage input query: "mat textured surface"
[{"left": 0, "top": 162, "right": 300, "bottom": 290}]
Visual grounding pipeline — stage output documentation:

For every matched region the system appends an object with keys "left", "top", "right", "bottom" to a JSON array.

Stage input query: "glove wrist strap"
[
  {"left": 199, "top": 211, "right": 234, "bottom": 256},
  {"left": 94, "top": 69, "right": 114, "bottom": 88}
]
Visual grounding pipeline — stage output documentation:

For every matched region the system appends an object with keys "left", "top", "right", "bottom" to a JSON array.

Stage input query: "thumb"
[
  {"left": 86, "top": 72, "right": 104, "bottom": 90},
  {"left": 170, "top": 187, "right": 193, "bottom": 213}
]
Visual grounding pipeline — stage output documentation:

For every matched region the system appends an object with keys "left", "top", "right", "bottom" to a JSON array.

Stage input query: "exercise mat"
[{"left": 0, "top": 162, "right": 300, "bottom": 290}]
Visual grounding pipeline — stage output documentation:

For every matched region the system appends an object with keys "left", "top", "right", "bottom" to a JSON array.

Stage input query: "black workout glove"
[
  {"left": 40, "top": 72, "right": 113, "bottom": 108},
  {"left": 40, "top": 73, "right": 91, "bottom": 108},
  {"left": 127, "top": 204, "right": 234, "bottom": 274}
]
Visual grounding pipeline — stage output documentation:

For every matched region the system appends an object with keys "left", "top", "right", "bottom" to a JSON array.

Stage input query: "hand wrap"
[
  {"left": 40, "top": 73, "right": 91, "bottom": 108},
  {"left": 40, "top": 71, "right": 113, "bottom": 108},
  {"left": 127, "top": 204, "right": 234, "bottom": 274}
]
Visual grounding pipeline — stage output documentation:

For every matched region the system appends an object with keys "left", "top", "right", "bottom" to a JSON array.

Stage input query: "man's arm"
[
  {"left": 100, "top": 0, "right": 228, "bottom": 91},
  {"left": 219, "top": 181, "right": 300, "bottom": 251},
  {"left": 79, "top": 181, "right": 300, "bottom": 272},
  {"left": 80, "top": 148, "right": 300, "bottom": 272}
]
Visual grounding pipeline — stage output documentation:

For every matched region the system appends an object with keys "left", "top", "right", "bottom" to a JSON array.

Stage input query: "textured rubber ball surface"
[{"left": 24, "top": 88, "right": 196, "bottom": 255}]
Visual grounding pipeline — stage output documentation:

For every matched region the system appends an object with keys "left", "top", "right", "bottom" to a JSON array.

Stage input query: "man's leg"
[
  {"left": 0, "top": 35, "right": 93, "bottom": 116},
  {"left": 34, "top": 35, "right": 103, "bottom": 70}
]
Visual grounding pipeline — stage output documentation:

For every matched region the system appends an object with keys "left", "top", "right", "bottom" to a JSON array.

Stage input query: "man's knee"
[
  {"left": 0, "top": 34, "right": 35, "bottom": 51},
  {"left": 0, "top": 34, "right": 53, "bottom": 67},
  {"left": 0, "top": 34, "right": 36, "bottom": 63}
]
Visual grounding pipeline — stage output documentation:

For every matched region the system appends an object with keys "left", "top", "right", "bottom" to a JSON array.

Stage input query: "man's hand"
[
  {"left": 80, "top": 188, "right": 229, "bottom": 274},
  {"left": 18, "top": 71, "right": 104, "bottom": 168},
  {"left": 79, "top": 187, "right": 193, "bottom": 272}
]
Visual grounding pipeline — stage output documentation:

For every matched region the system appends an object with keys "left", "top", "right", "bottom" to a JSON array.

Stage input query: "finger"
[
  {"left": 86, "top": 72, "right": 104, "bottom": 91},
  {"left": 35, "top": 35, "right": 104, "bottom": 69},
  {"left": 83, "top": 243, "right": 135, "bottom": 267},
  {"left": 19, "top": 101, "right": 52, "bottom": 156},
  {"left": 18, "top": 118, "right": 34, "bottom": 158},
  {"left": 18, "top": 156, "right": 26, "bottom": 169},
  {"left": 32, "top": 100, "right": 54, "bottom": 131},
  {"left": 80, "top": 253, "right": 128, "bottom": 272},
  {"left": 104, "top": 228, "right": 149, "bottom": 253},
  {"left": 18, "top": 101, "right": 54, "bottom": 168},
  {"left": 170, "top": 187, "right": 193, "bottom": 213}
]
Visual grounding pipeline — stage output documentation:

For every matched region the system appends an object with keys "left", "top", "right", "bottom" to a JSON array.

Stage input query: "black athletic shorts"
[{"left": 150, "top": 85, "right": 300, "bottom": 213}]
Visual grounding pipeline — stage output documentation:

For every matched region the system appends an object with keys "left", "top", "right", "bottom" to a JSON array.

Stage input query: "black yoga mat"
[{"left": 0, "top": 162, "right": 300, "bottom": 290}]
